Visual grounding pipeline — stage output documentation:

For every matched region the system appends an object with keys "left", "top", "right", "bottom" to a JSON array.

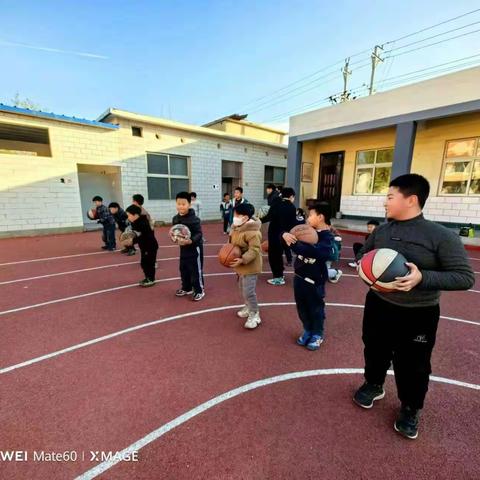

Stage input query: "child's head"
[
  {"left": 108, "top": 202, "right": 120, "bottom": 215},
  {"left": 233, "top": 203, "right": 254, "bottom": 226},
  {"left": 281, "top": 187, "right": 295, "bottom": 203},
  {"left": 125, "top": 204, "right": 141, "bottom": 223},
  {"left": 223, "top": 192, "right": 230, "bottom": 201},
  {"left": 386, "top": 174, "right": 430, "bottom": 220},
  {"left": 307, "top": 202, "right": 331, "bottom": 229},
  {"left": 234, "top": 187, "right": 243, "bottom": 200},
  {"left": 190, "top": 192, "right": 197, "bottom": 201},
  {"left": 176, "top": 191, "right": 191, "bottom": 216},
  {"left": 92, "top": 195, "right": 103, "bottom": 207},
  {"left": 132, "top": 194, "right": 144, "bottom": 207},
  {"left": 266, "top": 183, "right": 276, "bottom": 196},
  {"left": 366, "top": 219, "right": 380, "bottom": 234}
]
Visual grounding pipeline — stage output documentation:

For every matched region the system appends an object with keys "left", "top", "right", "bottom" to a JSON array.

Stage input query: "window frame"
[
  {"left": 146, "top": 152, "right": 190, "bottom": 200},
  {"left": 439, "top": 136, "right": 480, "bottom": 197},
  {"left": 131, "top": 126, "right": 143, "bottom": 137},
  {"left": 353, "top": 147, "right": 394, "bottom": 196},
  {"left": 263, "top": 165, "right": 286, "bottom": 198}
]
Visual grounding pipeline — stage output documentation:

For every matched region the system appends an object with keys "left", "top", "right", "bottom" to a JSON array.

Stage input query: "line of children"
[
  {"left": 92, "top": 196, "right": 116, "bottom": 251},
  {"left": 109, "top": 202, "right": 136, "bottom": 256}
]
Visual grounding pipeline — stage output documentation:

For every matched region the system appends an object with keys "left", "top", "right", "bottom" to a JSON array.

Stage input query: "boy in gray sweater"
[{"left": 353, "top": 174, "right": 474, "bottom": 440}]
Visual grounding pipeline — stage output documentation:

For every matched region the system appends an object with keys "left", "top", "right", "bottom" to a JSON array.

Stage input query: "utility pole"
[{"left": 368, "top": 45, "right": 384, "bottom": 95}]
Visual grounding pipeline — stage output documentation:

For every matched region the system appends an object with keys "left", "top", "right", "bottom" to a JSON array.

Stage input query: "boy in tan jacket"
[{"left": 229, "top": 203, "right": 262, "bottom": 329}]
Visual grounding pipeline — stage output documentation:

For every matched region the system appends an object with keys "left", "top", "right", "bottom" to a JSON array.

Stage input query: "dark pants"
[
  {"left": 103, "top": 223, "right": 116, "bottom": 249},
  {"left": 362, "top": 291, "right": 440, "bottom": 410},
  {"left": 284, "top": 245, "right": 292, "bottom": 264},
  {"left": 293, "top": 276, "right": 326, "bottom": 337},
  {"left": 140, "top": 247, "right": 158, "bottom": 281},
  {"left": 180, "top": 249, "right": 204, "bottom": 294},
  {"left": 223, "top": 216, "right": 230, "bottom": 233},
  {"left": 268, "top": 235, "right": 284, "bottom": 278},
  {"left": 353, "top": 242, "right": 363, "bottom": 258}
]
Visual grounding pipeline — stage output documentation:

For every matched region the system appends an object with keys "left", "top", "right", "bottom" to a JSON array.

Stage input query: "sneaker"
[
  {"left": 394, "top": 406, "right": 420, "bottom": 440},
  {"left": 237, "top": 306, "right": 250, "bottom": 318},
  {"left": 296, "top": 331, "right": 311, "bottom": 346},
  {"left": 244, "top": 312, "right": 261, "bottom": 329},
  {"left": 348, "top": 262, "right": 358, "bottom": 268},
  {"left": 127, "top": 249, "right": 136, "bottom": 256},
  {"left": 353, "top": 382, "right": 385, "bottom": 409},
  {"left": 329, "top": 270, "right": 343, "bottom": 283},
  {"left": 193, "top": 291, "right": 205, "bottom": 301},
  {"left": 175, "top": 289, "right": 193, "bottom": 297},
  {"left": 139, "top": 278, "right": 155, "bottom": 288},
  {"left": 306, "top": 335, "right": 324, "bottom": 351},
  {"left": 120, "top": 248, "right": 129, "bottom": 254},
  {"left": 267, "top": 277, "right": 286, "bottom": 286}
]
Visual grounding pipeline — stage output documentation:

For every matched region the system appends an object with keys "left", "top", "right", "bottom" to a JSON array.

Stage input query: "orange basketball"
[
  {"left": 218, "top": 243, "right": 242, "bottom": 267},
  {"left": 290, "top": 224, "right": 318, "bottom": 244},
  {"left": 261, "top": 240, "right": 269, "bottom": 253}
]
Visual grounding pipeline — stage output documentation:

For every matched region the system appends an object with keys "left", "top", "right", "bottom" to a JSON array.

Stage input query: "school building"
[
  {"left": 287, "top": 66, "right": 480, "bottom": 229},
  {"left": 0, "top": 107, "right": 287, "bottom": 237}
]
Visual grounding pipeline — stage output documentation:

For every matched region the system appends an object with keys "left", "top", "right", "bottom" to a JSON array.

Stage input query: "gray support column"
[
  {"left": 287, "top": 136, "right": 302, "bottom": 199},
  {"left": 392, "top": 121, "right": 417, "bottom": 179}
]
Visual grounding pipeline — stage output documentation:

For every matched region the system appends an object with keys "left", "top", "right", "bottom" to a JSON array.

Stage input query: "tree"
[{"left": 11, "top": 92, "right": 42, "bottom": 110}]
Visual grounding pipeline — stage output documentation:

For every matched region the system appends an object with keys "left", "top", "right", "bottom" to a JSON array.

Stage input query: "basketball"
[
  {"left": 261, "top": 240, "right": 269, "bottom": 253},
  {"left": 169, "top": 224, "right": 191, "bottom": 243},
  {"left": 119, "top": 230, "right": 137, "bottom": 247},
  {"left": 358, "top": 248, "right": 410, "bottom": 293},
  {"left": 290, "top": 224, "right": 318, "bottom": 244},
  {"left": 87, "top": 208, "right": 97, "bottom": 220},
  {"left": 218, "top": 243, "right": 242, "bottom": 267}
]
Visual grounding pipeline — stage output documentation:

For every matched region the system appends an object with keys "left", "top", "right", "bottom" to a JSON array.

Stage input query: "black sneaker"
[
  {"left": 192, "top": 291, "right": 205, "bottom": 301},
  {"left": 353, "top": 382, "right": 385, "bottom": 409},
  {"left": 139, "top": 278, "right": 155, "bottom": 288},
  {"left": 175, "top": 289, "right": 193, "bottom": 297},
  {"left": 120, "top": 248, "right": 129, "bottom": 254},
  {"left": 394, "top": 406, "right": 420, "bottom": 440},
  {"left": 126, "top": 249, "right": 136, "bottom": 256}
]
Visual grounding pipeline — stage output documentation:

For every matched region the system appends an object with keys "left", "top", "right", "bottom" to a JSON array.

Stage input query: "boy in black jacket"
[
  {"left": 283, "top": 203, "right": 334, "bottom": 351},
  {"left": 125, "top": 205, "right": 159, "bottom": 287},
  {"left": 353, "top": 174, "right": 474, "bottom": 440},
  {"left": 92, "top": 195, "right": 116, "bottom": 251},
  {"left": 172, "top": 191, "right": 205, "bottom": 301},
  {"left": 109, "top": 202, "right": 136, "bottom": 256}
]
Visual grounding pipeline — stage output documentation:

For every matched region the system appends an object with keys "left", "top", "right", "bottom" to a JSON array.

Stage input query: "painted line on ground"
[
  {"left": 1, "top": 302, "right": 478, "bottom": 376},
  {"left": 75, "top": 368, "right": 480, "bottom": 479}
]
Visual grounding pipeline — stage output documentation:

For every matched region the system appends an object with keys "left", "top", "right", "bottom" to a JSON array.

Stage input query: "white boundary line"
[
  {"left": 75, "top": 367, "right": 480, "bottom": 480},
  {"left": 1, "top": 302, "right": 478, "bottom": 375}
]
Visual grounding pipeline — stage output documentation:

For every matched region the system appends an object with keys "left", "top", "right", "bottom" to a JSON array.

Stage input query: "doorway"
[
  {"left": 221, "top": 160, "right": 242, "bottom": 196},
  {"left": 317, "top": 151, "right": 345, "bottom": 215}
]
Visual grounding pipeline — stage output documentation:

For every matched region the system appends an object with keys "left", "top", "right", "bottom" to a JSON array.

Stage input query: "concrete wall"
[{"left": 207, "top": 119, "right": 285, "bottom": 144}]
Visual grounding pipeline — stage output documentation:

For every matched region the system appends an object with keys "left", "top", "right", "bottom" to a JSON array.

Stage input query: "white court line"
[
  {"left": 1, "top": 302, "right": 478, "bottom": 376},
  {"left": 0, "top": 243, "right": 226, "bottom": 267},
  {"left": 75, "top": 368, "right": 480, "bottom": 480}
]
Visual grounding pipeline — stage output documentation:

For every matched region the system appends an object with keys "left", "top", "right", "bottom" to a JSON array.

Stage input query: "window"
[
  {"left": 264, "top": 166, "right": 286, "bottom": 197},
  {"left": 146, "top": 153, "right": 189, "bottom": 200},
  {"left": 132, "top": 126, "right": 143, "bottom": 137},
  {"left": 354, "top": 148, "right": 393, "bottom": 195},
  {"left": 0, "top": 122, "right": 51, "bottom": 157},
  {"left": 440, "top": 137, "right": 480, "bottom": 195}
]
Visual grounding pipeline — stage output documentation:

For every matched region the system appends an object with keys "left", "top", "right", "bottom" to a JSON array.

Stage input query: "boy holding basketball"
[
  {"left": 229, "top": 203, "right": 262, "bottom": 329},
  {"left": 353, "top": 174, "right": 474, "bottom": 440},
  {"left": 92, "top": 195, "right": 116, "bottom": 251},
  {"left": 109, "top": 202, "right": 136, "bottom": 256},
  {"left": 173, "top": 191, "right": 205, "bottom": 301},
  {"left": 283, "top": 203, "right": 334, "bottom": 351}
]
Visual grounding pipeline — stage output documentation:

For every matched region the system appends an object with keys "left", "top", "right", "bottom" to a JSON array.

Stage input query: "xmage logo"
[
  {"left": 90, "top": 451, "right": 139, "bottom": 462},
  {"left": 413, "top": 334, "right": 428, "bottom": 344}
]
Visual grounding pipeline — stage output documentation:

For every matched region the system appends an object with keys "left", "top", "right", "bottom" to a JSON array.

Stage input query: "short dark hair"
[
  {"left": 281, "top": 187, "right": 295, "bottom": 198},
  {"left": 223, "top": 192, "right": 230, "bottom": 197},
  {"left": 190, "top": 192, "right": 197, "bottom": 199},
  {"left": 176, "top": 191, "right": 191, "bottom": 202},
  {"left": 235, "top": 186, "right": 243, "bottom": 194},
  {"left": 108, "top": 202, "right": 120, "bottom": 209},
  {"left": 132, "top": 194, "right": 145, "bottom": 205},
  {"left": 126, "top": 204, "right": 142, "bottom": 216},
  {"left": 308, "top": 202, "right": 331, "bottom": 224},
  {"left": 266, "top": 183, "right": 276, "bottom": 191},
  {"left": 92, "top": 195, "right": 103, "bottom": 202},
  {"left": 389, "top": 174, "right": 430, "bottom": 209},
  {"left": 367, "top": 219, "right": 380, "bottom": 226},
  {"left": 235, "top": 203, "right": 254, "bottom": 218}
]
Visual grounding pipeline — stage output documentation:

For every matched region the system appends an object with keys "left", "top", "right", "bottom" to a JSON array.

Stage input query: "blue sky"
[{"left": 1, "top": 0, "right": 480, "bottom": 129}]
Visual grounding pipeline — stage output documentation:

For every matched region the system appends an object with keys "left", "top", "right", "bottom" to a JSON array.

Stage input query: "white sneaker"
[
  {"left": 329, "top": 269, "right": 343, "bottom": 284},
  {"left": 348, "top": 262, "right": 358, "bottom": 268},
  {"left": 244, "top": 312, "right": 261, "bottom": 329},
  {"left": 237, "top": 306, "right": 250, "bottom": 318}
]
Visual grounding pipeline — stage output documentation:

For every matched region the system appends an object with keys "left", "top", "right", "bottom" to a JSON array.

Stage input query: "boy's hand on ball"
[
  {"left": 282, "top": 232, "right": 297, "bottom": 246},
  {"left": 392, "top": 263, "right": 422, "bottom": 291},
  {"left": 230, "top": 258, "right": 243, "bottom": 267},
  {"left": 177, "top": 238, "right": 192, "bottom": 246}
]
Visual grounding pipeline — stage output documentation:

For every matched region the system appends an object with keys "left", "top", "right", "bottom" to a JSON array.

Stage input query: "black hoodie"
[
  {"left": 131, "top": 215, "right": 158, "bottom": 251},
  {"left": 172, "top": 208, "right": 203, "bottom": 258}
]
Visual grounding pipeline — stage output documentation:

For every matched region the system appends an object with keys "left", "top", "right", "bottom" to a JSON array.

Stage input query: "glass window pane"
[
  {"left": 376, "top": 149, "right": 393, "bottom": 164},
  {"left": 357, "top": 151, "right": 375, "bottom": 165},
  {"left": 373, "top": 167, "right": 391, "bottom": 194},
  {"left": 273, "top": 167, "right": 286, "bottom": 184},
  {"left": 264, "top": 166, "right": 274, "bottom": 182},
  {"left": 170, "top": 156, "right": 188, "bottom": 176},
  {"left": 469, "top": 160, "right": 480, "bottom": 195},
  {"left": 441, "top": 161, "right": 471, "bottom": 194},
  {"left": 446, "top": 139, "right": 475, "bottom": 158},
  {"left": 147, "top": 154, "right": 168, "bottom": 174},
  {"left": 355, "top": 168, "right": 373, "bottom": 194},
  {"left": 147, "top": 177, "right": 169, "bottom": 200},
  {"left": 170, "top": 178, "right": 190, "bottom": 198}
]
